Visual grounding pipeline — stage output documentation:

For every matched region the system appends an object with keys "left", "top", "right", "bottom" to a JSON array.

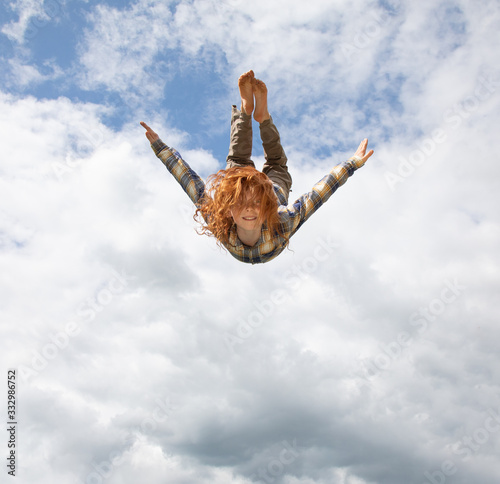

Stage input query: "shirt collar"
[{"left": 228, "top": 223, "right": 268, "bottom": 248}]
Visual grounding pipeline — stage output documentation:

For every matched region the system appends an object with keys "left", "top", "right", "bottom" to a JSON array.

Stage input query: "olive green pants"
[{"left": 225, "top": 105, "right": 292, "bottom": 201}]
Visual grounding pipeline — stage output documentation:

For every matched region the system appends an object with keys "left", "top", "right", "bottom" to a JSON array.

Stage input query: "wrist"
[
  {"left": 152, "top": 138, "right": 169, "bottom": 154},
  {"left": 348, "top": 155, "right": 364, "bottom": 169}
]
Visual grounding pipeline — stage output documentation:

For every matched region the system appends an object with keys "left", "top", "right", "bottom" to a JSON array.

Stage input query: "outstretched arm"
[
  {"left": 140, "top": 121, "right": 206, "bottom": 206},
  {"left": 281, "top": 138, "right": 374, "bottom": 237}
]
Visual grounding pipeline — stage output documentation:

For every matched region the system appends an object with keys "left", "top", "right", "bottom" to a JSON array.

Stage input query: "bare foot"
[
  {"left": 253, "top": 79, "right": 270, "bottom": 123},
  {"left": 238, "top": 70, "right": 254, "bottom": 115}
]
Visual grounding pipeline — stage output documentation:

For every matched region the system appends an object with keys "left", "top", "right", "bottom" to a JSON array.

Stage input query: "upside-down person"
[{"left": 141, "top": 70, "right": 373, "bottom": 264}]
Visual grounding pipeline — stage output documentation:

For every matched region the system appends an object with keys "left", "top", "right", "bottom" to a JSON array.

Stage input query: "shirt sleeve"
[
  {"left": 151, "top": 139, "right": 206, "bottom": 206},
  {"left": 282, "top": 158, "right": 361, "bottom": 236}
]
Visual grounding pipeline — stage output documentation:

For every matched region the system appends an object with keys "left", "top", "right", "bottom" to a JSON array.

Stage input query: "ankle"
[
  {"left": 254, "top": 111, "right": 270, "bottom": 124},
  {"left": 241, "top": 102, "right": 253, "bottom": 116}
]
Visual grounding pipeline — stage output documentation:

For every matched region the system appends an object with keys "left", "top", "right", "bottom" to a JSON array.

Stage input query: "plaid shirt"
[{"left": 151, "top": 139, "right": 362, "bottom": 264}]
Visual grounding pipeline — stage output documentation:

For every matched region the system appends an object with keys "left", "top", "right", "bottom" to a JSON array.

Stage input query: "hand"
[
  {"left": 351, "top": 139, "right": 374, "bottom": 167},
  {"left": 140, "top": 121, "right": 159, "bottom": 143}
]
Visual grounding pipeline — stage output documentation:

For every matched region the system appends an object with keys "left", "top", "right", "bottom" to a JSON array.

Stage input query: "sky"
[{"left": 1, "top": 0, "right": 500, "bottom": 483}]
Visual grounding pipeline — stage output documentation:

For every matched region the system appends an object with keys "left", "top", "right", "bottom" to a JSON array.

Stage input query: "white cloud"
[
  {"left": 77, "top": 1, "right": 178, "bottom": 99},
  {"left": 5, "top": 57, "right": 64, "bottom": 87},
  {"left": 1, "top": 0, "right": 48, "bottom": 43}
]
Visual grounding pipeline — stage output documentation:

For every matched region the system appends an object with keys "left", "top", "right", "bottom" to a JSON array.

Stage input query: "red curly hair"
[{"left": 195, "top": 166, "right": 287, "bottom": 248}]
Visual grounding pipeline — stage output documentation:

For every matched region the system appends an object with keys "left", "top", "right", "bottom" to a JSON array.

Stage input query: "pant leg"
[
  {"left": 226, "top": 105, "right": 255, "bottom": 170},
  {"left": 260, "top": 116, "right": 292, "bottom": 202}
]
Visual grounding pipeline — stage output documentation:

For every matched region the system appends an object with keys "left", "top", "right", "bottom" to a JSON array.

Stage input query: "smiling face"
[{"left": 230, "top": 193, "right": 263, "bottom": 232}]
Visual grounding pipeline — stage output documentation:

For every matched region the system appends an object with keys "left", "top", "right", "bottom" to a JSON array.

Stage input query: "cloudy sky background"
[{"left": 1, "top": 0, "right": 499, "bottom": 483}]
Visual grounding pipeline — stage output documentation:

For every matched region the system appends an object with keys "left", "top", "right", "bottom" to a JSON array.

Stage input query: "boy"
[{"left": 141, "top": 71, "right": 373, "bottom": 264}]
